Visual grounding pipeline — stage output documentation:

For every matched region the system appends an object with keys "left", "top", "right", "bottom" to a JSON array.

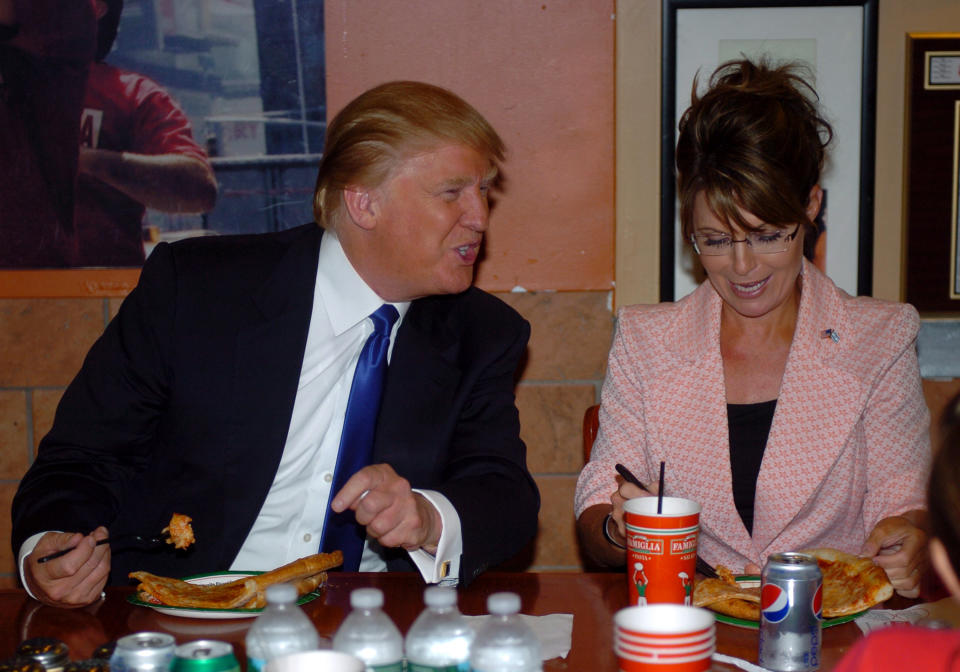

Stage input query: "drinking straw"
[{"left": 657, "top": 461, "right": 665, "bottom": 514}]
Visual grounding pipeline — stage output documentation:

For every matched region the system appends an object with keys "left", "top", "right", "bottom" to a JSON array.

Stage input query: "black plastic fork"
[{"left": 35, "top": 531, "right": 170, "bottom": 564}]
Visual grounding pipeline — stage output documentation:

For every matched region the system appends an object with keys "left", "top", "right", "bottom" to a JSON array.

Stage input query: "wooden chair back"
[{"left": 583, "top": 404, "right": 600, "bottom": 463}]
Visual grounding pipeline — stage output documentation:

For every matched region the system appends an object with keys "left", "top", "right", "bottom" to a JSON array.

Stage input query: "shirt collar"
[{"left": 315, "top": 231, "right": 410, "bottom": 335}]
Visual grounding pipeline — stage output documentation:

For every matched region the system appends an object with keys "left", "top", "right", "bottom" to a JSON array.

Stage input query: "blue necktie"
[{"left": 321, "top": 304, "right": 399, "bottom": 570}]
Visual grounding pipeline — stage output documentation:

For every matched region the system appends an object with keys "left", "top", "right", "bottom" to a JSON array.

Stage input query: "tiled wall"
[
  {"left": 0, "top": 298, "right": 118, "bottom": 588},
  {"left": 0, "top": 291, "right": 615, "bottom": 587},
  {"left": 502, "top": 291, "right": 614, "bottom": 572}
]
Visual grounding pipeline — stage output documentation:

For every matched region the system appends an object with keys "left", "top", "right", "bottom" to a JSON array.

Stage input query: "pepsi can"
[{"left": 758, "top": 552, "right": 823, "bottom": 671}]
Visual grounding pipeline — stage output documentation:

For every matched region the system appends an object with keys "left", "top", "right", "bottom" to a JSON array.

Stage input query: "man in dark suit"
[{"left": 12, "top": 81, "right": 540, "bottom": 608}]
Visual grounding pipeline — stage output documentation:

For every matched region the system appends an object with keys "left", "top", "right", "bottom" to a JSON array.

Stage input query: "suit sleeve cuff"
[
  {"left": 408, "top": 489, "right": 461, "bottom": 585},
  {"left": 19, "top": 532, "right": 53, "bottom": 600}
]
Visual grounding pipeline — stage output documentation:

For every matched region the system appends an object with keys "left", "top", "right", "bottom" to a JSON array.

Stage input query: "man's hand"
[
  {"left": 25, "top": 527, "right": 110, "bottom": 608},
  {"left": 861, "top": 513, "right": 928, "bottom": 598},
  {"left": 331, "top": 464, "right": 442, "bottom": 554}
]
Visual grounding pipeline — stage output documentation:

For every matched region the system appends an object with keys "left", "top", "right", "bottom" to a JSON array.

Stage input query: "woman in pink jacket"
[{"left": 575, "top": 59, "right": 930, "bottom": 597}]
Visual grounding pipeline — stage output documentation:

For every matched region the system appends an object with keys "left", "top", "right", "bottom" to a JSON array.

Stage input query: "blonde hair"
[{"left": 313, "top": 81, "right": 504, "bottom": 228}]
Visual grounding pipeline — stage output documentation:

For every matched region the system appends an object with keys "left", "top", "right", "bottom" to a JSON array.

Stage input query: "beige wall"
[{"left": 615, "top": 1, "right": 662, "bottom": 307}]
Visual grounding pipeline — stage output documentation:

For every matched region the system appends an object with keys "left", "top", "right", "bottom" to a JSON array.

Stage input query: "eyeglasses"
[{"left": 691, "top": 224, "right": 800, "bottom": 256}]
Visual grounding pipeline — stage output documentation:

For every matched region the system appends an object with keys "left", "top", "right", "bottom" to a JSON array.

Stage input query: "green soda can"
[{"left": 171, "top": 641, "right": 239, "bottom": 672}]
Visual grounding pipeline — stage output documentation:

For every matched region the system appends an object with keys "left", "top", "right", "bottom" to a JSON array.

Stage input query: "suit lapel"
[
  {"left": 221, "top": 226, "right": 321, "bottom": 560},
  {"left": 374, "top": 295, "right": 462, "bottom": 465},
  {"left": 656, "top": 284, "right": 758, "bottom": 562},
  {"left": 752, "top": 261, "right": 858, "bottom": 553}
]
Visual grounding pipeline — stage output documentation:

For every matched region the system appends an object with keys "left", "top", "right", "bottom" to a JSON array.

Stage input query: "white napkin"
[
  {"left": 853, "top": 600, "right": 957, "bottom": 634},
  {"left": 711, "top": 653, "right": 774, "bottom": 672},
  {"left": 464, "top": 613, "right": 574, "bottom": 660}
]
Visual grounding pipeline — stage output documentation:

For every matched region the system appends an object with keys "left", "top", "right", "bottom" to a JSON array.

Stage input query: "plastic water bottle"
[
  {"left": 405, "top": 586, "right": 474, "bottom": 671},
  {"left": 333, "top": 588, "right": 404, "bottom": 672},
  {"left": 468, "top": 592, "right": 542, "bottom": 672},
  {"left": 245, "top": 583, "right": 320, "bottom": 672}
]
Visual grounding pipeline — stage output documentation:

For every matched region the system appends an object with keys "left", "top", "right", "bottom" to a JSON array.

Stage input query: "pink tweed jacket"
[{"left": 575, "top": 259, "right": 931, "bottom": 571}]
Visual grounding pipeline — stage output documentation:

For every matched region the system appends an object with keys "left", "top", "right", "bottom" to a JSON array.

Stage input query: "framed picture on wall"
[
  {"left": 926, "top": 51, "right": 960, "bottom": 90},
  {"left": 0, "top": 0, "right": 326, "bottom": 298},
  {"left": 954, "top": 101, "right": 960, "bottom": 299},
  {"left": 904, "top": 34, "right": 960, "bottom": 313},
  {"left": 660, "top": 0, "right": 877, "bottom": 302}
]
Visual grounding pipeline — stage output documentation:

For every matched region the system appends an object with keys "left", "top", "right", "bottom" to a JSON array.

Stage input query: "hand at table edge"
[
  {"left": 25, "top": 527, "right": 110, "bottom": 608},
  {"left": 861, "top": 510, "right": 928, "bottom": 598}
]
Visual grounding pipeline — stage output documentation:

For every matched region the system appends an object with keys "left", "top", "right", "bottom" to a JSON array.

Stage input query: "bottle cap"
[
  {"left": 424, "top": 586, "right": 456, "bottom": 608},
  {"left": 265, "top": 583, "right": 297, "bottom": 604},
  {"left": 486, "top": 592, "right": 520, "bottom": 615},
  {"left": 350, "top": 587, "right": 384, "bottom": 609},
  {"left": 16, "top": 639, "right": 69, "bottom": 670},
  {"left": 0, "top": 657, "right": 46, "bottom": 672}
]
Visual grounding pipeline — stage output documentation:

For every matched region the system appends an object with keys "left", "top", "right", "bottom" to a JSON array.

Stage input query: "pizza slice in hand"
[{"left": 802, "top": 547, "right": 894, "bottom": 617}]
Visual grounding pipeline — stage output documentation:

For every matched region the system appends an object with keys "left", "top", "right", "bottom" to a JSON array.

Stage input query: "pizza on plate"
[
  {"left": 693, "top": 566, "right": 761, "bottom": 620},
  {"left": 130, "top": 551, "right": 342, "bottom": 609},
  {"left": 693, "top": 548, "right": 893, "bottom": 621}
]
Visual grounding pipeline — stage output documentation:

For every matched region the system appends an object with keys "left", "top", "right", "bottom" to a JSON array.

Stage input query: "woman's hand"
[
  {"left": 575, "top": 475, "right": 658, "bottom": 568},
  {"left": 609, "top": 479, "right": 658, "bottom": 539},
  {"left": 861, "top": 511, "right": 928, "bottom": 598}
]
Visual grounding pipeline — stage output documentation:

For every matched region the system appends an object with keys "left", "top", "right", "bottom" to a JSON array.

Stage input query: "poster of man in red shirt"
[{"left": 1, "top": 0, "right": 324, "bottom": 269}]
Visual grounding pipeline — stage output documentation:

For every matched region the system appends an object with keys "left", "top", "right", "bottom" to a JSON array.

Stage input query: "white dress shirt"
[
  {"left": 19, "top": 232, "right": 462, "bottom": 592},
  {"left": 230, "top": 232, "right": 461, "bottom": 580}
]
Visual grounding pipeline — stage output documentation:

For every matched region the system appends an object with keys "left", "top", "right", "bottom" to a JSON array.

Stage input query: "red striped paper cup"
[
  {"left": 613, "top": 605, "right": 715, "bottom": 672},
  {"left": 624, "top": 497, "right": 701, "bottom": 606}
]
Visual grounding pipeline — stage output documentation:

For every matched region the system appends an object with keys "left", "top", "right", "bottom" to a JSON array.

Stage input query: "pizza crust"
[
  {"left": 693, "top": 577, "right": 761, "bottom": 620},
  {"left": 706, "top": 597, "right": 761, "bottom": 621}
]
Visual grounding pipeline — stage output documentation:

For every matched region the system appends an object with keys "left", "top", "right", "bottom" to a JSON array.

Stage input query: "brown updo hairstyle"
[
  {"left": 929, "top": 393, "right": 960, "bottom": 573},
  {"left": 675, "top": 59, "right": 833, "bottom": 260},
  {"left": 312, "top": 81, "right": 504, "bottom": 230}
]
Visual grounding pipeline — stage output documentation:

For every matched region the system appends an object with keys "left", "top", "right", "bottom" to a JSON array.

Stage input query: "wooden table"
[{"left": 0, "top": 572, "right": 895, "bottom": 671}]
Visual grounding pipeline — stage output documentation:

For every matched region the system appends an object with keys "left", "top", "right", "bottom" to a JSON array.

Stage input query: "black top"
[{"left": 727, "top": 399, "right": 777, "bottom": 536}]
